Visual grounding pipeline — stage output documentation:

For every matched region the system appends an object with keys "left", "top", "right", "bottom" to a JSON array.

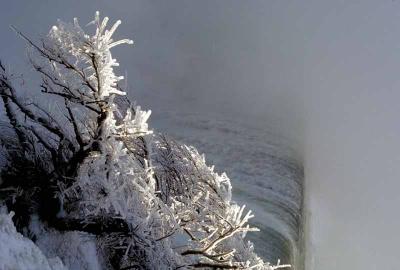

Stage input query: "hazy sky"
[
  {"left": 2, "top": 1, "right": 400, "bottom": 269},
  {"left": 0, "top": 0, "right": 307, "bottom": 147}
]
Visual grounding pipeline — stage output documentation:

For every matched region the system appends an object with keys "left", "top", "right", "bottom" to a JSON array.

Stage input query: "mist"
[
  {"left": 302, "top": 2, "right": 400, "bottom": 269},
  {"left": 1, "top": 1, "right": 400, "bottom": 269},
  {"left": 0, "top": 0, "right": 306, "bottom": 149}
]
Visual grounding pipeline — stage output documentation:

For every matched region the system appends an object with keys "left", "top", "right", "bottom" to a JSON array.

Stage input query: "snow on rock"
[
  {"left": 35, "top": 231, "right": 101, "bottom": 270},
  {"left": 0, "top": 211, "right": 67, "bottom": 270},
  {"left": 27, "top": 215, "right": 102, "bottom": 270}
]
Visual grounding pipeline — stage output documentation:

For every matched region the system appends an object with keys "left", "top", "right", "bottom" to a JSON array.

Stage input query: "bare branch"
[
  {"left": 65, "top": 100, "right": 85, "bottom": 148},
  {"left": 0, "top": 72, "right": 66, "bottom": 140}
]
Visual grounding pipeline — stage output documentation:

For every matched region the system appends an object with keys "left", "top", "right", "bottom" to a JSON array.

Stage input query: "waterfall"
[{"left": 151, "top": 110, "right": 304, "bottom": 269}]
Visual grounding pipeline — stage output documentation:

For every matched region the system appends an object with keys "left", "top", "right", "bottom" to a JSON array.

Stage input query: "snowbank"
[{"left": 0, "top": 211, "right": 67, "bottom": 270}]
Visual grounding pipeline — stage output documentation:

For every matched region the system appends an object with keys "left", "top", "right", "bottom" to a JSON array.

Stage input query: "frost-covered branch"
[{"left": 0, "top": 12, "right": 289, "bottom": 270}]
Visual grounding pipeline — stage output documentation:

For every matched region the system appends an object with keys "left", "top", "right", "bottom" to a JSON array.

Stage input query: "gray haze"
[
  {"left": 2, "top": 1, "right": 400, "bottom": 269},
  {"left": 0, "top": 0, "right": 305, "bottom": 148}
]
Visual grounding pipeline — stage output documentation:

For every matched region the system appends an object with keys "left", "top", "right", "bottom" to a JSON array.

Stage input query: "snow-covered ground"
[
  {"left": 150, "top": 110, "right": 304, "bottom": 268},
  {"left": 0, "top": 210, "right": 67, "bottom": 270}
]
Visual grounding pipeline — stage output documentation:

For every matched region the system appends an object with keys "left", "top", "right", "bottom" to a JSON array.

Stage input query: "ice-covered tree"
[{"left": 0, "top": 12, "right": 290, "bottom": 270}]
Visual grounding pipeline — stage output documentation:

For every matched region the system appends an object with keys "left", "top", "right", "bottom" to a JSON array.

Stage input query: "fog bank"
[{"left": 302, "top": 2, "right": 400, "bottom": 269}]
